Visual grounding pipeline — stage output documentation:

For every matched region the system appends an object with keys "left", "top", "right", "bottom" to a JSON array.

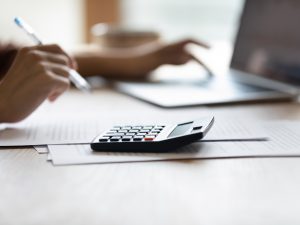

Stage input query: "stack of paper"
[
  {"left": 45, "top": 121, "right": 300, "bottom": 165},
  {"left": 1, "top": 115, "right": 300, "bottom": 166},
  {"left": 0, "top": 116, "right": 266, "bottom": 147}
]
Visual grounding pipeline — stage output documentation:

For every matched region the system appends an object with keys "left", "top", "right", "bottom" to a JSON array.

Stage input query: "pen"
[{"left": 14, "top": 17, "right": 92, "bottom": 93}]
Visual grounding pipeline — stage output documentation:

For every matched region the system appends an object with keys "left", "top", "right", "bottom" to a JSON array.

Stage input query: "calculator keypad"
[{"left": 99, "top": 125, "right": 166, "bottom": 142}]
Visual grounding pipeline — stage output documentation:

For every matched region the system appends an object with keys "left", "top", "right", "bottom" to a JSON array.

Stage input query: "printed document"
[{"left": 47, "top": 121, "right": 300, "bottom": 166}]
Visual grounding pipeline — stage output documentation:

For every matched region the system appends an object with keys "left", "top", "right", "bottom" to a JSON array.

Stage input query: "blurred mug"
[{"left": 91, "top": 23, "right": 160, "bottom": 48}]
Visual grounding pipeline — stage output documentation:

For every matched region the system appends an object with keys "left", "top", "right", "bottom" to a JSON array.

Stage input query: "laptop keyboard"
[{"left": 194, "top": 78, "right": 275, "bottom": 93}]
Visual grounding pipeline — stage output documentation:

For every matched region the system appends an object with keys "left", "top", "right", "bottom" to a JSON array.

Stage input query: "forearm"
[
  {"left": 0, "top": 82, "right": 12, "bottom": 123},
  {"left": 0, "top": 94, "right": 9, "bottom": 123},
  {"left": 73, "top": 46, "right": 160, "bottom": 79}
]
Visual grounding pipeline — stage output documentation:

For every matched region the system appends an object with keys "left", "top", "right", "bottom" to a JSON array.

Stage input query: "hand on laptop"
[
  {"left": 146, "top": 39, "right": 213, "bottom": 77},
  {"left": 150, "top": 39, "right": 210, "bottom": 65},
  {"left": 74, "top": 38, "right": 212, "bottom": 79}
]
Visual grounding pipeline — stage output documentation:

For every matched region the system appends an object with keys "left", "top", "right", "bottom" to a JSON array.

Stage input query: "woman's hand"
[
  {"left": 0, "top": 44, "right": 75, "bottom": 123},
  {"left": 75, "top": 38, "right": 210, "bottom": 79},
  {"left": 136, "top": 39, "right": 211, "bottom": 75},
  {"left": 152, "top": 39, "right": 209, "bottom": 65}
]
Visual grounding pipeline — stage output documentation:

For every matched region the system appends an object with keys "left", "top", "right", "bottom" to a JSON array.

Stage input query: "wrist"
[
  {"left": 0, "top": 85, "right": 9, "bottom": 123},
  {"left": 0, "top": 77, "right": 17, "bottom": 123},
  {"left": 137, "top": 51, "right": 161, "bottom": 75}
]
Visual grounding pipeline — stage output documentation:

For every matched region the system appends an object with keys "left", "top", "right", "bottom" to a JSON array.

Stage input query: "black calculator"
[{"left": 91, "top": 116, "right": 214, "bottom": 153}]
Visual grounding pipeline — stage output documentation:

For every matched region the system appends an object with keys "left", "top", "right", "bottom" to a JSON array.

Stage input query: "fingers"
[
  {"left": 47, "top": 74, "right": 70, "bottom": 102},
  {"left": 42, "top": 63, "right": 71, "bottom": 101},
  {"left": 187, "top": 52, "right": 214, "bottom": 77},
  {"left": 0, "top": 46, "right": 73, "bottom": 122},
  {"left": 42, "top": 62, "right": 70, "bottom": 78},
  {"left": 26, "top": 44, "right": 77, "bottom": 69},
  {"left": 167, "top": 51, "right": 192, "bottom": 65},
  {"left": 155, "top": 38, "right": 213, "bottom": 76},
  {"left": 18, "top": 46, "right": 72, "bottom": 102},
  {"left": 41, "top": 44, "right": 77, "bottom": 69},
  {"left": 171, "top": 38, "right": 210, "bottom": 50},
  {"left": 183, "top": 39, "right": 210, "bottom": 49}
]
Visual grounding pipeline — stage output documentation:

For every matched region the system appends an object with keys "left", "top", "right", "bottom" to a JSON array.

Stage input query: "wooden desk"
[{"left": 1, "top": 88, "right": 300, "bottom": 225}]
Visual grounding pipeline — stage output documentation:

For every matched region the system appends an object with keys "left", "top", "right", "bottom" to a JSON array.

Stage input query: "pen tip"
[{"left": 14, "top": 17, "right": 21, "bottom": 25}]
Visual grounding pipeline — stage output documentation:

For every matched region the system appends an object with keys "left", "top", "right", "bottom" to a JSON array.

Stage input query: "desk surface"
[{"left": 1, "top": 88, "right": 300, "bottom": 225}]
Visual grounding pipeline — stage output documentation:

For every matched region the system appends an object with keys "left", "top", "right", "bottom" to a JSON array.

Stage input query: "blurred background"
[{"left": 0, "top": 0, "right": 244, "bottom": 49}]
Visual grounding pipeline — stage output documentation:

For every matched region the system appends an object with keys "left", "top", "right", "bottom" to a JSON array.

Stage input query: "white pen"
[{"left": 14, "top": 17, "right": 91, "bottom": 93}]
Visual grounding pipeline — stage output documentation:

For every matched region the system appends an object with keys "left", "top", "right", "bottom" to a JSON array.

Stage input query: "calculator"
[{"left": 91, "top": 116, "right": 214, "bottom": 152}]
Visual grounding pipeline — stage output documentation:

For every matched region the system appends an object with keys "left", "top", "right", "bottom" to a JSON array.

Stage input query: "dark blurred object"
[
  {"left": 0, "top": 43, "right": 18, "bottom": 79},
  {"left": 231, "top": 0, "right": 300, "bottom": 86}
]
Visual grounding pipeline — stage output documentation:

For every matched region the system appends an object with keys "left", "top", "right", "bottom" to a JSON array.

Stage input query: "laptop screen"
[{"left": 231, "top": 0, "right": 300, "bottom": 85}]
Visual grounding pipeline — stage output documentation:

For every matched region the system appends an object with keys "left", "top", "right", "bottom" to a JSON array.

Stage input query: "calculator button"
[
  {"left": 145, "top": 135, "right": 156, "bottom": 139},
  {"left": 121, "top": 137, "right": 132, "bottom": 141},
  {"left": 129, "top": 130, "right": 139, "bottom": 133},
  {"left": 132, "top": 126, "right": 142, "bottom": 129},
  {"left": 149, "top": 132, "right": 159, "bottom": 135},
  {"left": 140, "top": 129, "right": 150, "bottom": 133},
  {"left": 99, "top": 137, "right": 109, "bottom": 142},
  {"left": 119, "top": 130, "right": 128, "bottom": 133},
  {"left": 133, "top": 136, "right": 143, "bottom": 141},
  {"left": 143, "top": 126, "right": 153, "bottom": 130},
  {"left": 123, "top": 135, "right": 133, "bottom": 138},
  {"left": 144, "top": 137, "right": 155, "bottom": 141},
  {"left": 110, "top": 133, "right": 125, "bottom": 137},
  {"left": 110, "top": 137, "right": 121, "bottom": 142},
  {"left": 137, "top": 133, "right": 147, "bottom": 136},
  {"left": 126, "top": 133, "right": 136, "bottom": 136},
  {"left": 152, "top": 129, "right": 162, "bottom": 132},
  {"left": 155, "top": 126, "right": 165, "bottom": 129},
  {"left": 107, "top": 131, "right": 117, "bottom": 134},
  {"left": 122, "top": 126, "right": 132, "bottom": 130}
]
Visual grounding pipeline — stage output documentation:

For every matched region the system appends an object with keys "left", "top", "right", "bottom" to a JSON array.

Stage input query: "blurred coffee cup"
[{"left": 91, "top": 23, "right": 160, "bottom": 48}]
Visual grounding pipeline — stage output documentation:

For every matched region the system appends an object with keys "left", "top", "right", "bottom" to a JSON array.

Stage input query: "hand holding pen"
[
  {"left": 0, "top": 44, "right": 81, "bottom": 122},
  {"left": 14, "top": 17, "right": 91, "bottom": 93}
]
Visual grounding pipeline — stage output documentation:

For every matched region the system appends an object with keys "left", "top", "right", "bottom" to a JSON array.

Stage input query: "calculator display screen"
[{"left": 168, "top": 122, "right": 192, "bottom": 138}]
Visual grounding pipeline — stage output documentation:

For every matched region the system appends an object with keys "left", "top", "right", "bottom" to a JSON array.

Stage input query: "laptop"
[{"left": 116, "top": 0, "right": 300, "bottom": 108}]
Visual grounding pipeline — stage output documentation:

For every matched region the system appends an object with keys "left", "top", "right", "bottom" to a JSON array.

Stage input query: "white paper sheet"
[
  {"left": 33, "top": 146, "right": 49, "bottom": 154},
  {"left": 0, "top": 118, "right": 105, "bottom": 146},
  {"left": 47, "top": 121, "right": 300, "bottom": 166},
  {"left": 34, "top": 119, "right": 267, "bottom": 154},
  {"left": 1, "top": 116, "right": 267, "bottom": 148},
  {"left": 203, "top": 118, "right": 267, "bottom": 141}
]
